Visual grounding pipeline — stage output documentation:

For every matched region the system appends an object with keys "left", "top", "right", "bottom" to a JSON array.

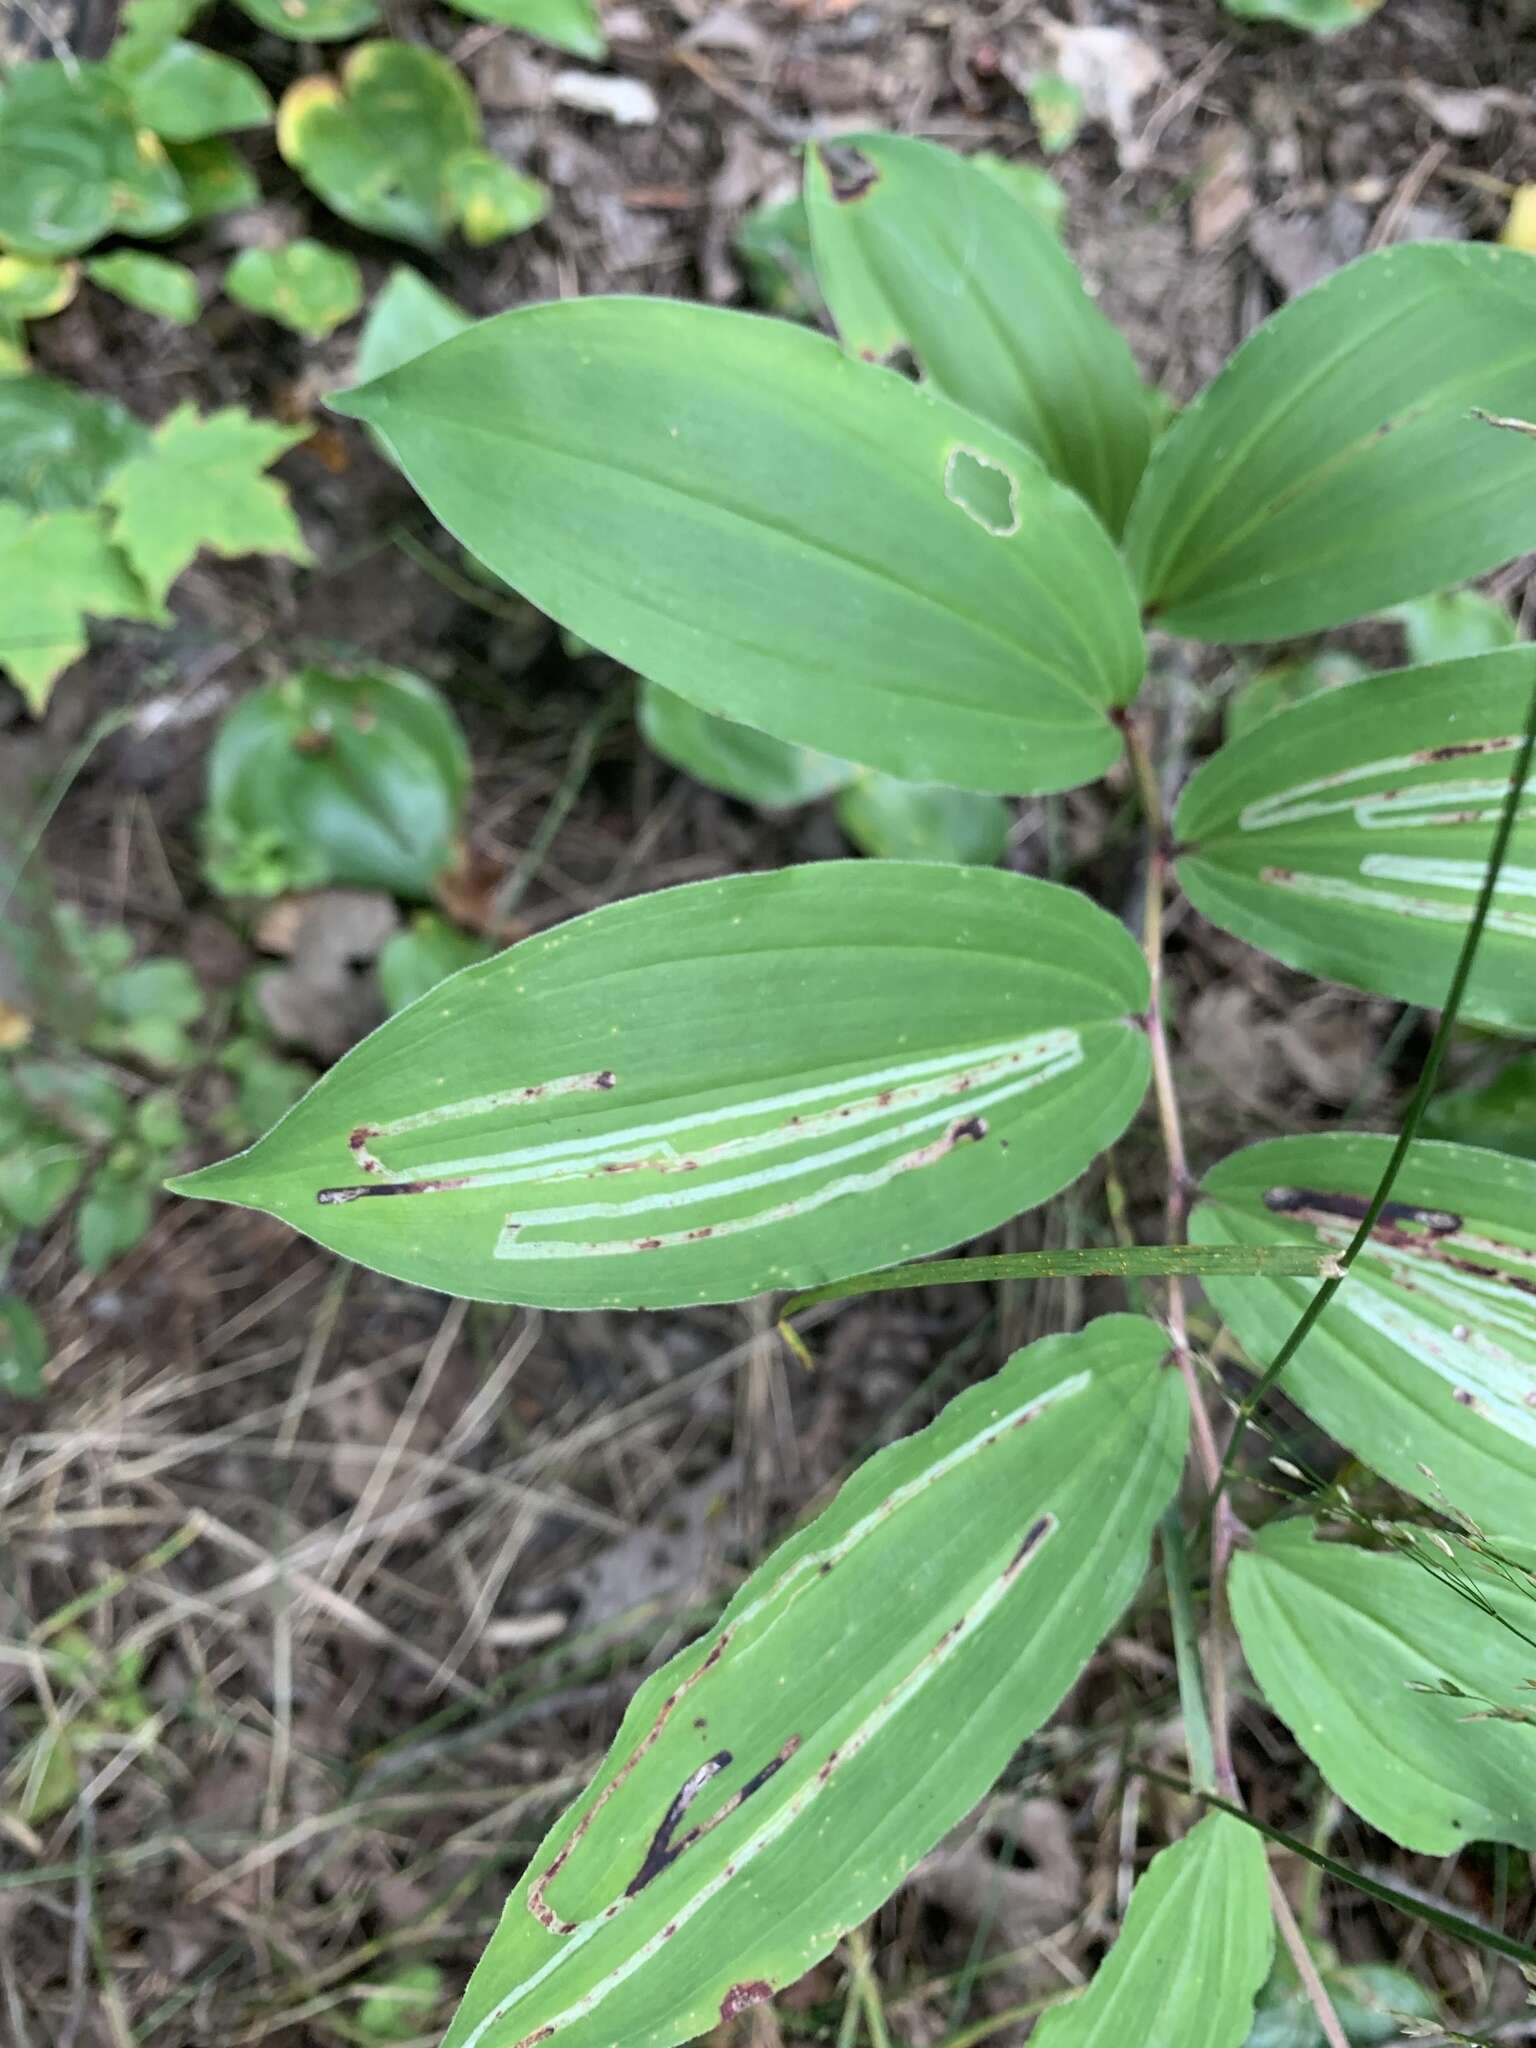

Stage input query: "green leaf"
[
  {"left": 92, "top": 955, "right": 204, "bottom": 1069},
  {"left": 1191, "top": 1132, "right": 1536, "bottom": 1532},
  {"left": 1175, "top": 649, "right": 1536, "bottom": 1029},
  {"left": 0, "top": 62, "right": 188, "bottom": 255},
  {"left": 1390, "top": 587, "right": 1517, "bottom": 667},
  {"left": 226, "top": 239, "right": 363, "bottom": 339},
  {"left": 0, "top": 1295, "right": 48, "bottom": 1400},
  {"left": 378, "top": 914, "right": 492, "bottom": 1014},
  {"left": 0, "top": 504, "right": 157, "bottom": 714},
  {"left": 1424, "top": 1054, "right": 1536, "bottom": 1161},
  {"left": 1125, "top": 244, "right": 1536, "bottom": 641},
  {"left": 1248, "top": 1955, "right": 1437, "bottom": 2048},
  {"left": 203, "top": 664, "right": 471, "bottom": 899},
  {"left": 0, "top": 1120, "right": 86, "bottom": 1229},
  {"left": 277, "top": 44, "right": 491, "bottom": 248},
  {"left": 171, "top": 863, "right": 1151, "bottom": 1310},
  {"left": 102, "top": 403, "right": 310, "bottom": 607},
  {"left": 10, "top": 1058, "right": 128, "bottom": 1144},
  {"left": 0, "top": 254, "right": 78, "bottom": 321},
  {"left": 1221, "top": 0, "right": 1384, "bottom": 31},
  {"left": 1026, "top": 72, "right": 1084, "bottom": 153},
  {"left": 446, "top": 149, "right": 548, "bottom": 246},
  {"left": 86, "top": 251, "right": 201, "bottom": 325},
  {"left": 1031, "top": 1815, "right": 1272, "bottom": 2048},
  {"left": 216, "top": 1036, "right": 314, "bottom": 1144},
  {"left": 971, "top": 153, "right": 1067, "bottom": 235},
  {"left": 805, "top": 134, "right": 1148, "bottom": 535},
  {"left": 332, "top": 299, "right": 1146, "bottom": 795},
  {"left": 231, "top": 0, "right": 380, "bottom": 38},
  {"left": 76, "top": 1176, "right": 155, "bottom": 1273},
  {"left": 440, "top": 1316, "right": 1185, "bottom": 2048},
  {"left": 356, "top": 1962, "right": 447, "bottom": 2041},
  {"left": 1231, "top": 1519, "right": 1536, "bottom": 1852},
  {"left": 637, "top": 680, "right": 856, "bottom": 810},
  {"left": 835, "top": 772, "right": 1010, "bottom": 865},
  {"left": 0, "top": 374, "right": 148, "bottom": 514},
  {"left": 165, "top": 136, "right": 260, "bottom": 220},
  {"left": 112, "top": 38, "right": 273, "bottom": 141},
  {"left": 1223, "top": 652, "right": 1369, "bottom": 742},
  {"left": 353, "top": 265, "right": 473, "bottom": 387},
  {"left": 734, "top": 194, "right": 823, "bottom": 321},
  {"left": 438, "top": 0, "right": 606, "bottom": 58}
]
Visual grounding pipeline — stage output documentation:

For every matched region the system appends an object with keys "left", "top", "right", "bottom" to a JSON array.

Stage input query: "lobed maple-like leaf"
[{"left": 102, "top": 404, "right": 312, "bottom": 604}]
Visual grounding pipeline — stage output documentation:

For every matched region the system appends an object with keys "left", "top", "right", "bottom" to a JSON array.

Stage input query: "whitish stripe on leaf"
[
  {"left": 438, "top": 1319, "right": 1185, "bottom": 2048},
  {"left": 1174, "top": 651, "right": 1536, "bottom": 1028},
  {"left": 172, "top": 864, "right": 1151, "bottom": 1309},
  {"left": 1194, "top": 1134, "right": 1536, "bottom": 1530},
  {"left": 470, "top": 1514, "right": 1060, "bottom": 2048}
]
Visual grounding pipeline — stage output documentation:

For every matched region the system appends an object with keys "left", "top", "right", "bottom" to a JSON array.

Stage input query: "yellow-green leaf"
[
  {"left": 86, "top": 250, "right": 201, "bottom": 325},
  {"left": 0, "top": 505, "right": 158, "bottom": 713}
]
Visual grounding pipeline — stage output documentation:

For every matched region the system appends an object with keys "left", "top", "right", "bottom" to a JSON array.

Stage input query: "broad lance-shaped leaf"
[
  {"left": 804, "top": 133, "right": 1149, "bottom": 537},
  {"left": 1125, "top": 242, "right": 1536, "bottom": 641},
  {"left": 1232, "top": 1520, "right": 1536, "bottom": 1854},
  {"left": 1175, "top": 649, "right": 1536, "bottom": 1031},
  {"left": 330, "top": 298, "right": 1146, "bottom": 796},
  {"left": 1030, "top": 1814, "right": 1272, "bottom": 2048},
  {"left": 440, "top": 1316, "right": 1187, "bottom": 2048},
  {"left": 170, "top": 863, "right": 1151, "bottom": 1310},
  {"left": 1191, "top": 1134, "right": 1536, "bottom": 1532}
]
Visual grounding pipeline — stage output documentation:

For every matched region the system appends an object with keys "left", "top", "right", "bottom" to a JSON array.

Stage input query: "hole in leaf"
[
  {"left": 944, "top": 447, "right": 1019, "bottom": 537},
  {"left": 821, "top": 144, "right": 880, "bottom": 204}
]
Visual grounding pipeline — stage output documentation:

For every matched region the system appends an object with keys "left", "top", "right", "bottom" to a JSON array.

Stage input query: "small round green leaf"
[
  {"left": 203, "top": 664, "right": 470, "bottom": 899},
  {"left": 1176, "top": 649, "right": 1536, "bottom": 1029},
  {"left": 0, "top": 254, "right": 78, "bottom": 321},
  {"left": 0, "top": 375, "right": 148, "bottom": 514},
  {"left": 0, "top": 1295, "right": 48, "bottom": 1400},
  {"left": 277, "top": 44, "right": 487, "bottom": 248},
  {"left": 1192, "top": 1132, "right": 1536, "bottom": 1531},
  {"left": 0, "top": 62, "right": 189, "bottom": 255},
  {"left": 165, "top": 136, "right": 260, "bottom": 220},
  {"left": 1222, "top": 0, "right": 1384, "bottom": 30},
  {"left": 638, "top": 679, "right": 857, "bottom": 809},
  {"left": 1390, "top": 587, "right": 1518, "bottom": 667},
  {"left": 378, "top": 914, "right": 491, "bottom": 1015},
  {"left": 113, "top": 39, "right": 273, "bottom": 142},
  {"left": 445, "top": 148, "right": 547, "bottom": 246},
  {"left": 835, "top": 772, "right": 1010, "bottom": 864},
  {"left": 86, "top": 251, "right": 201, "bottom": 325},
  {"left": 438, "top": 0, "right": 605, "bottom": 58},
  {"left": 226, "top": 239, "right": 362, "bottom": 339},
  {"left": 1232, "top": 1520, "right": 1536, "bottom": 1852},
  {"left": 231, "top": 0, "right": 380, "bottom": 39}
]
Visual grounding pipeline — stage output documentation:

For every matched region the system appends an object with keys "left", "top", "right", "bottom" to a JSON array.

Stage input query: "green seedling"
[
  {"left": 202, "top": 663, "right": 471, "bottom": 900},
  {"left": 226, "top": 238, "right": 364, "bottom": 339},
  {"left": 278, "top": 42, "right": 546, "bottom": 249}
]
